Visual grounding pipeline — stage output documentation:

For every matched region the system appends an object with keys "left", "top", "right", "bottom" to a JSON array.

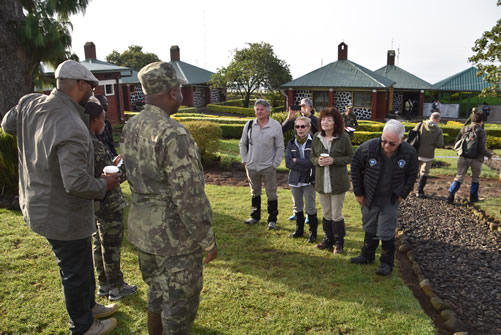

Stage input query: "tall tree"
[
  {"left": 106, "top": 45, "right": 161, "bottom": 72},
  {"left": 210, "top": 42, "right": 292, "bottom": 108},
  {"left": 0, "top": 0, "right": 88, "bottom": 117},
  {"left": 469, "top": 0, "right": 501, "bottom": 97}
]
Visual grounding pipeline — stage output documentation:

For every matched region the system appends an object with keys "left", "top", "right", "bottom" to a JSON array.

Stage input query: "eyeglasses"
[
  {"left": 295, "top": 125, "right": 308, "bottom": 129},
  {"left": 381, "top": 138, "right": 398, "bottom": 147}
]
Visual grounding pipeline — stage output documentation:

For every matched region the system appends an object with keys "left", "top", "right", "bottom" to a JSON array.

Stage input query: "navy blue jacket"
[
  {"left": 351, "top": 138, "right": 418, "bottom": 208},
  {"left": 285, "top": 137, "right": 315, "bottom": 186}
]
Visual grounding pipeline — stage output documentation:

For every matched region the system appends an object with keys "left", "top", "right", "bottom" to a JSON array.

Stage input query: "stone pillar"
[{"left": 287, "top": 88, "right": 294, "bottom": 109}]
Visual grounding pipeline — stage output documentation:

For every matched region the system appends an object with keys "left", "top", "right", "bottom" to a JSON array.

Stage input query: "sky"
[{"left": 69, "top": 0, "right": 501, "bottom": 85}]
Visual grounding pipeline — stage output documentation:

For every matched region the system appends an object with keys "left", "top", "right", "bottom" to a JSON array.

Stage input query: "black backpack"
[
  {"left": 245, "top": 120, "right": 253, "bottom": 150},
  {"left": 406, "top": 121, "right": 423, "bottom": 150}
]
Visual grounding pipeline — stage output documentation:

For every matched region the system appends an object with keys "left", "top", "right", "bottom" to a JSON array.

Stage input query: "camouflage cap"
[{"left": 138, "top": 62, "right": 183, "bottom": 95}]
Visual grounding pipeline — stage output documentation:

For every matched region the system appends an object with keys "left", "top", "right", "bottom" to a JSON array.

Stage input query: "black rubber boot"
[
  {"left": 350, "top": 232, "right": 378, "bottom": 264},
  {"left": 307, "top": 213, "right": 318, "bottom": 243},
  {"left": 316, "top": 218, "right": 333, "bottom": 251},
  {"left": 290, "top": 211, "right": 304, "bottom": 238},
  {"left": 417, "top": 175, "right": 427, "bottom": 198},
  {"left": 332, "top": 219, "right": 346, "bottom": 254},
  {"left": 267, "top": 199, "right": 279, "bottom": 229},
  {"left": 376, "top": 238, "right": 395, "bottom": 276},
  {"left": 447, "top": 181, "right": 461, "bottom": 204},
  {"left": 244, "top": 196, "right": 261, "bottom": 224}
]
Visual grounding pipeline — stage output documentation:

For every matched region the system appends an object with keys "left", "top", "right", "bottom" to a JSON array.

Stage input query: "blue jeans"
[{"left": 47, "top": 237, "right": 95, "bottom": 334}]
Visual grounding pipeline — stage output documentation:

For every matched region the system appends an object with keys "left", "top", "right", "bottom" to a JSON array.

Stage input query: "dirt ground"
[{"left": 204, "top": 167, "right": 500, "bottom": 335}]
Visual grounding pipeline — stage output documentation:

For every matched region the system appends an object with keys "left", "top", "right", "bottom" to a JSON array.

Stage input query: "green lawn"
[{"left": 0, "top": 184, "right": 436, "bottom": 335}]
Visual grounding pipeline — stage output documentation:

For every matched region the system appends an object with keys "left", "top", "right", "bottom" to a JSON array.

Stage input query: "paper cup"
[
  {"left": 320, "top": 153, "right": 330, "bottom": 157},
  {"left": 103, "top": 165, "right": 119, "bottom": 175}
]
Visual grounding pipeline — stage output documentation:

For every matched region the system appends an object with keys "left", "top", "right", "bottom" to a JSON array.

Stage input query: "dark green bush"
[
  {"left": 352, "top": 131, "right": 382, "bottom": 145},
  {"left": 181, "top": 121, "right": 222, "bottom": 158},
  {"left": 0, "top": 130, "right": 18, "bottom": 196}
]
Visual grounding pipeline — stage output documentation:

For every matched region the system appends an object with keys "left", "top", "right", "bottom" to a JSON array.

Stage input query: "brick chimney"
[
  {"left": 387, "top": 50, "right": 395, "bottom": 66},
  {"left": 338, "top": 42, "right": 348, "bottom": 60},
  {"left": 84, "top": 42, "right": 96, "bottom": 60},
  {"left": 170, "top": 45, "right": 180, "bottom": 61}
]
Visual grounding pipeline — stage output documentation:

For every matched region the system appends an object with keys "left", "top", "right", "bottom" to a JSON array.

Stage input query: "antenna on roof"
[{"left": 397, "top": 47, "right": 400, "bottom": 66}]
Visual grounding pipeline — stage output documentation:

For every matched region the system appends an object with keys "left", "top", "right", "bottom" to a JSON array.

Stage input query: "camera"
[{"left": 291, "top": 104, "right": 301, "bottom": 111}]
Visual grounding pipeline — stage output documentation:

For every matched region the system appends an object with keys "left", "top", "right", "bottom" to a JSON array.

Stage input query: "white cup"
[
  {"left": 320, "top": 153, "right": 330, "bottom": 158},
  {"left": 103, "top": 165, "right": 119, "bottom": 175}
]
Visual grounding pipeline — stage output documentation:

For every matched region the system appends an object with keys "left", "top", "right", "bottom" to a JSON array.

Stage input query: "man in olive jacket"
[
  {"left": 1, "top": 60, "right": 121, "bottom": 334},
  {"left": 414, "top": 112, "right": 444, "bottom": 197},
  {"left": 350, "top": 120, "right": 418, "bottom": 276}
]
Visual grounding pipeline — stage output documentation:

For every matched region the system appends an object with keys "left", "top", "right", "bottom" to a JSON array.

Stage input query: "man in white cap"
[{"left": 1, "top": 60, "right": 121, "bottom": 335}]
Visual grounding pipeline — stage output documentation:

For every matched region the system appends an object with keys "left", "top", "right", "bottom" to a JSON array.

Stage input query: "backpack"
[
  {"left": 245, "top": 120, "right": 253, "bottom": 150},
  {"left": 454, "top": 125, "right": 479, "bottom": 158},
  {"left": 406, "top": 121, "right": 423, "bottom": 150}
]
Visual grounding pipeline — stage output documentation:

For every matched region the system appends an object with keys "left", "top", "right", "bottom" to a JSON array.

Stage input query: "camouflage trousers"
[
  {"left": 138, "top": 249, "right": 203, "bottom": 335},
  {"left": 92, "top": 209, "right": 124, "bottom": 288}
]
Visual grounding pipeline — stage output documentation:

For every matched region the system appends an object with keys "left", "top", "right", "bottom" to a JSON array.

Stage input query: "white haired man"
[
  {"left": 239, "top": 99, "right": 285, "bottom": 230},
  {"left": 350, "top": 120, "right": 418, "bottom": 276}
]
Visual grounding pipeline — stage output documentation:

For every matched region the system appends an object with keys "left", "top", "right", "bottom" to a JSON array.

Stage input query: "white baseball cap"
[{"left": 55, "top": 60, "right": 98, "bottom": 86}]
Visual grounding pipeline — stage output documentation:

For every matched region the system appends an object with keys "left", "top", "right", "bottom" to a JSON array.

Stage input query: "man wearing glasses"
[
  {"left": 2, "top": 60, "right": 120, "bottom": 334},
  {"left": 349, "top": 120, "right": 418, "bottom": 276}
]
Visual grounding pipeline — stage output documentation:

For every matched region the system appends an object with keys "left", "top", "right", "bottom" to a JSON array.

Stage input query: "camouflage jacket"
[
  {"left": 91, "top": 134, "right": 128, "bottom": 220},
  {"left": 120, "top": 104, "right": 216, "bottom": 256},
  {"left": 342, "top": 112, "right": 358, "bottom": 129}
]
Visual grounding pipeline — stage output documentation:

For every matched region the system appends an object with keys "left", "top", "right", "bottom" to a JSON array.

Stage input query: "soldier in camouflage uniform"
[
  {"left": 84, "top": 97, "right": 137, "bottom": 301},
  {"left": 120, "top": 62, "right": 218, "bottom": 335},
  {"left": 342, "top": 104, "right": 358, "bottom": 139}
]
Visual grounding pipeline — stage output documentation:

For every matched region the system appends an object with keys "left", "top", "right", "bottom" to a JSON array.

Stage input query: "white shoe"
[
  {"left": 267, "top": 222, "right": 276, "bottom": 230},
  {"left": 84, "top": 318, "right": 117, "bottom": 335},
  {"left": 92, "top": 303, "right": 118, "bottom": 319},
  {"left": 244, "top": 217, "right": 259, "bottom": 225}
]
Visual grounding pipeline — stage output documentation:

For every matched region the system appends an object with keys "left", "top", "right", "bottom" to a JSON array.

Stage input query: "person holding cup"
[
  {"left": 84, "top": 97, "right": 137, "bottom": 301},
  {"left": 311, "top": 107, "right": 353, "bottom": 254}
]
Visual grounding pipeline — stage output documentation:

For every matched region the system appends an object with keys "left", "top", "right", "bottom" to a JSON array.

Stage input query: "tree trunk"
[
  {"left": 0, "top": 0, "right": 31, "bottom": 119},
  {"left": 243, "top": 92, "right": 251, "bottom": 108}
]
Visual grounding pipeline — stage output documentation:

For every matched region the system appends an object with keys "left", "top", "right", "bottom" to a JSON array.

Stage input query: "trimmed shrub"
[
  {"left": 220, "top": 124, "right": 245, "bottom": 139},
  {"left": 0, "top": 129, "right": 18, "bottom": 196},
  {"left": 352, "top": 131, "right": 382, "bottom": 145},
  {"left": 486, "top": 136, "right": 501, "bottom": 149},
  {"left": 207, "top": 104, "right": 255, "bottom": 117},
  {"left": 181, "top": 121, "right": 222, "bottom": 159}
]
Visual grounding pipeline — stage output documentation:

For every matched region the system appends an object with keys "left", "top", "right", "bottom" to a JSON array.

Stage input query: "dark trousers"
[{"left": 48, "top": 237, "right": 95, "bottom": 334}]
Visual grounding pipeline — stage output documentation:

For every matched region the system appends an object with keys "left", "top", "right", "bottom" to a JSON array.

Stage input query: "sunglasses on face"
[
  {"left": 295, "top": 125, "right": 308, "bottom": 129},
  {"left": 381, "top": 138, "right": 398, "bottom": 147}
]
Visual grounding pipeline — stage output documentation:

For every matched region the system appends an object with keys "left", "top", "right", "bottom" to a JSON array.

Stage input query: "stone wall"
[
  {"left": 293, "top": 90, "right": 312, "bottom": 105},
  {"left": 193, "top": 87, "right": 205, "bottom": 107}
]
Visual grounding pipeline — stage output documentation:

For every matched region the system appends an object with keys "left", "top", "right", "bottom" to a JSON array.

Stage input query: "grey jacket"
[
  {"left": 239, "top": 118, "right": 284, "bottom": 171},
  {"left": 1, "top": 89, "right": 107, "bottom": 240}
]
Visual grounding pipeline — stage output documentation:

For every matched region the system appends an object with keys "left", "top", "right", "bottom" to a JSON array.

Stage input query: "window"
[
  {"left": 313, "top": 91, "right": 329, "bottom": 111},
  {"left": 353, "top": 91, "right": 371, "bottom": 107},
  {"left": 105, "top": 84, "right": 115, "bottom": 96}
]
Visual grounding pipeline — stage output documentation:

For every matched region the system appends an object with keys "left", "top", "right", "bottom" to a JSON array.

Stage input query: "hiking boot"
[
  {"left": 416, "top": 191, "right": 425, "bottom": 198},
  {"left": 376, "top": 263, "right": 393, "bottom": 276},
  {"left": 244, "top": 217, "right": 259, "bottom": 225},
  {"left": 446, "top": 193, "right": 455, "bottom": 204},
  {"left": 108, "top": 283, "right": 137, "bottom": 301},
  {"left": 92, "top": 303, "right": 119, "bottom": 319},
  {"left": 267, "top": 222, "right": 276, "bottom": 230},
  {"left": 333, "top": 246, "right": 344, "bottom": 254},
  {"left": 350, "top": 254, "right": 374, "bottom": 264},
  {"left": 84, "top": 318, "right": 117, "bottom": 335},
  {"left": 315, "top": 238, "right": 333, "bottom": 251},
  {"left": 97, "top": 285, "right": 109, "bottom": 297}
]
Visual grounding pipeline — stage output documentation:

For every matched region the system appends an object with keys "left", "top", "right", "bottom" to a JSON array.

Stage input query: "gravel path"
[{"left": 398, "top": 196, "right": 501, "bottom": 334}]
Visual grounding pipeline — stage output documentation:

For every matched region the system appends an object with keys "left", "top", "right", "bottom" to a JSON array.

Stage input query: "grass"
[{"left": 0, "top": 184, "right": 436, "bottom": 335}]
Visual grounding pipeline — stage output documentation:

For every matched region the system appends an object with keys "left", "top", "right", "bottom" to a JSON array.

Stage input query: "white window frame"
[{"left": 104, "top": 84, "right": 115, "bottom": 96}]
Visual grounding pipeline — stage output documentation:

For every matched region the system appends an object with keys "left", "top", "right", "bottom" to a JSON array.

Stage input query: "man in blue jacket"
[{"left": 350, "top": 120, "right": 418, "bottom": 276}]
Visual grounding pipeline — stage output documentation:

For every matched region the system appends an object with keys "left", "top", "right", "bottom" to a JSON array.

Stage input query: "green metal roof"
[
  {"left": 375, "top": 65, "right": 431, "bottom": 90},
  {"left": 432, "top": 67, "right": 490, "bottom": 92},
  {"left": 80, "top": 59, "right": 133, "bottom": 75},
  {"left": 281, "top": 59, "right": 394, "bottom": 89},
  {"left": 169, "top": 61, "right": 214, "bottom": 85}
]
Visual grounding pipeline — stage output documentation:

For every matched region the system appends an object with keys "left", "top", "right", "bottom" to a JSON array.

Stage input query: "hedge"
[{"left": 207, "top": 102, "right": 284, "bottom": 117}]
